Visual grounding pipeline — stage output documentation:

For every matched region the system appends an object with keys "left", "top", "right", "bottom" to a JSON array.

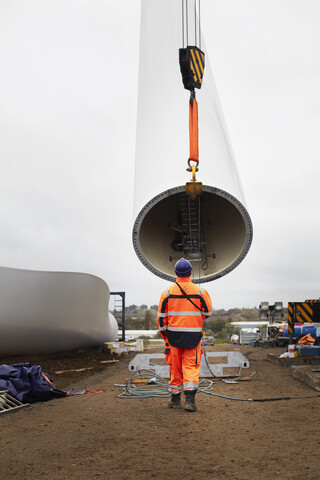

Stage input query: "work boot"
[
  {"left": 168, "top": 393, "right": 182, "bottom": 409},
  {"left": 184, "top": 390, "right": 197, "bottom": 412}
]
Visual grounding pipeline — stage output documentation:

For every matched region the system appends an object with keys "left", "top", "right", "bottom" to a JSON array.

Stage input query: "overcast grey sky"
[{"left": 0, "top": 0, "right": 319, "bottom": 309}]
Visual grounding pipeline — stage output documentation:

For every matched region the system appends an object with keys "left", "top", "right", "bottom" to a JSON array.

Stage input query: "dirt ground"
[{"left": 1, "top": 344, "right": 320, "bottom": 480}]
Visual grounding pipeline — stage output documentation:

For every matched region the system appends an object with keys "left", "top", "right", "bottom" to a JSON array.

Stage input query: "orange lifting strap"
[{"left": 189, "top": 97, "right": 199, "bottom": 163}]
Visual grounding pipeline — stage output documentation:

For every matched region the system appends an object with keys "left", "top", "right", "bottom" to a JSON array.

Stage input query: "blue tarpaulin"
[{"left": 0, "top": 363, "right": 72, "bottom": 403}]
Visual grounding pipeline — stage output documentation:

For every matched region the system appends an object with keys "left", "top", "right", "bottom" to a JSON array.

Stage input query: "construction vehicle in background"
[
  {"left": 259, "top": 301, "right": 284, "bottom": 323},
  {"left": 259, "top": 302, "right": 285, "bottom": 344},
  {"left": 260, "top": 299, "right": 320, "bottom": 346},
  {"left": 287, "top": 299, "right": 320, "bottom": 345}
]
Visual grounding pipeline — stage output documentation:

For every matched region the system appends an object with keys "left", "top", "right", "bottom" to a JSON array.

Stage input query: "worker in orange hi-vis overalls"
[{"left": 157, "top": 258, "right": 212, "bottom": 412}]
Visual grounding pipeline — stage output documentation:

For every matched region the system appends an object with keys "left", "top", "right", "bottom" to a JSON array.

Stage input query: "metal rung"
[
  {"left": 128, "top": 352, "right": 250, "bottom": 378},
  {"left": 0, "top": 391, "right": 29, "bottom": 414}
]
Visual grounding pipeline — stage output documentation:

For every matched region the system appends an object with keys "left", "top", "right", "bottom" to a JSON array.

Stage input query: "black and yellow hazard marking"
[
  {"left": 189, "top": 47, "right": 204, "bottom": 86},
  {"left": 288, "top": 302, "right": 294, "bottom": 335},
  {"left": 297, "top": 302, "right": 313, "bottom": 322},
  {"left": 288, "top": 299, "right": 320, "bottom": 336},
  {"left": 179, "top": 46, "right": 205, "bottom": 91}
]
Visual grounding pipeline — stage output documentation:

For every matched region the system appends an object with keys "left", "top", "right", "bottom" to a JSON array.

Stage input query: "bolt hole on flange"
[{"left": 132, "top": 185, "right": 253, "bottom": 283}]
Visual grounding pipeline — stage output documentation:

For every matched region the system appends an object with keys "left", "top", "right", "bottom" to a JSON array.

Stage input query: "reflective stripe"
[
  {"left": 167, "top": 326, "right": 203, "bottom": 332},
  {"left": 159, "top": 326, "right": 167, "bottom": 331},
  {"left": 168, "top": 384, "right": 183, "bottom": 393},
  {"left": 157, "top": 312, "right": 167, "bottom": 318},
  {"left": 164, "top": 288, "right": 170, "bottom": 296},
  {"left": 183, "top": 382, "right": 198, "bottom": 390},
  {"left": 203, "top": 310, "right": 213, "bottom": 316},
  {"left": 198, "top": 286, "right": 204, "bottom": 294},
  {"left": 167, "top": 311, "right": 202, "bottom": 317}
]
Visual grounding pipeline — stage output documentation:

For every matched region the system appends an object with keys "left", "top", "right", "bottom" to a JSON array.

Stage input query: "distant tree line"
[
  {"left": 112, "top": 305, "right": 262, "bottom": 333},
  {"left": 113, "top": 305, "right": 158, "bottom": 330},
  {"left": 205, "top": 318, "right": 240, "bottom": 339}
]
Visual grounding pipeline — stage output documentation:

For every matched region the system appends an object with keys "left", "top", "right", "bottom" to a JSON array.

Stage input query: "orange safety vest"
[
  {"left": 298, "top": 333, "right": 315, "bottom": 345},
  {"left": 157, "top": 277, "right": 212, "bottom": 348}
]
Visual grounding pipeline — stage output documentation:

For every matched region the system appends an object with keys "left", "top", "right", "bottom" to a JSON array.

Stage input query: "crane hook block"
[
  {"left": 179, "top": 46, "right": 205, "bottom": 91},
  {"left": 186, "top": 165, "right": 202, "bottom": 199},
  {"left": 186, "top": 180, "right": 202, "bottom": 199}
]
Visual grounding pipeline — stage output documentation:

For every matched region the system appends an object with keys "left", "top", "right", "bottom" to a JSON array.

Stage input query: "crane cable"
[
  {"left": 182, "top": 0, "right": 201, "bottom": 50},
  {"left": 179, "top": 1, "right": 204, "bottom": 197}
]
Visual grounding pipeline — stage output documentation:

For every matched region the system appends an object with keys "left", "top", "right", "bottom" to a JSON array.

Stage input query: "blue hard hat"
[{"left": 174, "top": 258, "right": 192, "bottom": 275}]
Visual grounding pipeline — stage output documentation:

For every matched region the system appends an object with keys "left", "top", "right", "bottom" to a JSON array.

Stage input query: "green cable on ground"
[
  {"left": 117, "top": 369, "right": 320, "bottom": 402},
  {"left": 118, "top": 369, "right": 171, "bottom": 399}
]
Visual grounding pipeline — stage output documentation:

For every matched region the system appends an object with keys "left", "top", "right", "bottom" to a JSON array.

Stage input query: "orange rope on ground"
[
  {"left": 189, "top": 97, "right": 199, "bottom": 162},
  {"left": 85, "top": 390, "right": 105, "bottom": 394}
]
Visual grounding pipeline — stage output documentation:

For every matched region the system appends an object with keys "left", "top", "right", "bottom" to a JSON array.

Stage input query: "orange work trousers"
[{"left": 165, "top": 342, "right": 202, "bottom": 394}]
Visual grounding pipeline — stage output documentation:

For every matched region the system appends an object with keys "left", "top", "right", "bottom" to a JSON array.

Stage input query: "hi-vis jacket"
[{"left": 157, "top": 277, "right": 212, "bottom": 349}]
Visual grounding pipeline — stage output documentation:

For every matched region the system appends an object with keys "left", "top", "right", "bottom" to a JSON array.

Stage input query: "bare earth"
[{"left": 1, "top": 344, "right": 320, "bottom": 480}]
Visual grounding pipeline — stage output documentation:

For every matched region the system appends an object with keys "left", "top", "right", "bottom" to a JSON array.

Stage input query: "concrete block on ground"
[{"left": 291, "top": 365, "right": 320, "bottom": 392}]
